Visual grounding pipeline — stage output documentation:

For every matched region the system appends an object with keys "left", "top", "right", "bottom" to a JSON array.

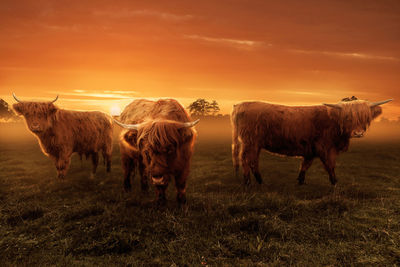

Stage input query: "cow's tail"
[{"left": 231, "top": 106, "right": 240, "bottom": 175}]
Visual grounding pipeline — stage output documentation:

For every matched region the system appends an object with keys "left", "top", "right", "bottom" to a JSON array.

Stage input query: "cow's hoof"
[
  {"left": 124, "top": 184, "right": 132, "bottom": 192},
  {"left": 156, "top": 197, "right": 167, "bottom": 207},
  {"left": 298, "top": 179, "right": 305, "bottom": 185},
  {"left": 330, "top": 179, "right": 337, "bottom": 186},
  {"left": 255, "top": 174, "right": 263, "bottom": 184},
  {"left": 177, "top": 194, "right": 186, "bottom": 205}
]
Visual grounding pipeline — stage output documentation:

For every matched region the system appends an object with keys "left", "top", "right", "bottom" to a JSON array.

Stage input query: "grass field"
[{"left": 0, "top": 124, "right": 400, "bottom": 266}]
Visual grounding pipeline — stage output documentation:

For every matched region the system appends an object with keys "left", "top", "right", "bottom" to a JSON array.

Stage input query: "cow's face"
[
  {"left": 141, "top": 142, "right": 177, "bottom": 185},
  {"left": 121, "top": 120, "right": 197, "bottom": 186},
  {"left": 13, "top": 102, "right": 57, "bottom": 134},
  {"left": 325, "top": 98, "right": 389, "bottom": 138},
  {"left": 351, "top": 105, "right": 382, "bottom": 138}
]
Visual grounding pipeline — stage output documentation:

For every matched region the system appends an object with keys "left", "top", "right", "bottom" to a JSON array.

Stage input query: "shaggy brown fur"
[
  {"left": 118, "top": 99, "right": 197, "bottom": 204},
  {"left": 231, "top": 99, "right": 383, "bottom": 186},
  {"left": 13, "top": 101, "right": 113, "bottom": 179}
]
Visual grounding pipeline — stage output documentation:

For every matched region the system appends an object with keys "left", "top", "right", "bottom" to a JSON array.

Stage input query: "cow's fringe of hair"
[
  {"left": 329, "top": 100, "right": 373, "bottom": 133},
  {"left": 13, "top": 102, "right": 56, "bottom": 115},
  {"left": 136, "top": 120, "right": 189, "bottom": 149}
]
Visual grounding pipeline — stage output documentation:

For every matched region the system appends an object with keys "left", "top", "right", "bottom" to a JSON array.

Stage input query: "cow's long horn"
[
  {"left": 180, "top": 119, "right": 200, "bottom": 128},
  {"left": 12, "top": 93, "right": 22, "bottom": 103},
  {"left": 323, "top": 103, "right": 342, "bottom": 109},
  {"left": 51, "top": 95, "right": 59, "bottom": 103},
  {"left": 369, "top": 99, "right": 393, "bottom": 107},
  {"left": 113, "top": 118, "right": 140, "bottom": 130}
]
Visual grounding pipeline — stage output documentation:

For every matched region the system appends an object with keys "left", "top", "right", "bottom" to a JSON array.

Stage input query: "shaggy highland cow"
[
  {"left": 231, "top": 97, "right": 392, "bottom": 185},
  {"left": 12, "top": 93, "right": 113, "bottom": 179},
  {"left": 114, "top": 99, "right": 199, "bottom": 204}
]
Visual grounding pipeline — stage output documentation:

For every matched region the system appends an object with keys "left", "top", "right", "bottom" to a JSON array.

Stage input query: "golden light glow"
[{"left": 110, "top": 105, "right": 121, "bottom": 116}]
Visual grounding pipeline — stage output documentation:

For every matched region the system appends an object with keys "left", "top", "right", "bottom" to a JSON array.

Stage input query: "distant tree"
[
  {"left": 209, "top": 100, "right": 220, "bottom": 116},
  {"left": 0, "top": 99, "right": 18, "bottom": 121},
  {"left": 187, "top": 99, "right": 220, "bottom": 116},
  {"left": 187, "top": 98, "right": 210, "bottom": 116}
]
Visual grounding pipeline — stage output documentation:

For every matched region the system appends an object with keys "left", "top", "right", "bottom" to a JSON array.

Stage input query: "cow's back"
[
  {"left": 54, "top": 110, "right": 112, "bottom": 154},
  {"left": 232, "top": 101, "right": 333, "bottom": 156},
  {"left": 120, "top": 99, "right": 191, "bottom": 124}
]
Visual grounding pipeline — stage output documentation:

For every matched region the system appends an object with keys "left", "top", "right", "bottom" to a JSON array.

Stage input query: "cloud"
[
  {"left": 184, "top": 35, "right": 267, "bottom": 50},
  {"left": 280, "top": 90, "right": 330, "bottom": 96},
  {"left": 49, "top": 90, "right": 139, "bottom": 100},
  {"left": 94, "top": 9, "right": 194, "bottom": 21},
  {"left": 289, "top": 49, "right": 400, "bottom": 62}
]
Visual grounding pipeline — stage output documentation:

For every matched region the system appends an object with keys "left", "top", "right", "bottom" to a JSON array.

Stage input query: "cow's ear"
[
  {"left": 179, "top": 128, "right": 194, "bottom": 144},
  {"left": 12, "top": 103, "right": 24, "bottom": 115},
  {"left": 124, "top": 130, "right": 139, "bottom": 149},
  {"left": 370, "top": 106, "right": 382, "bottom": 119},
  {"left": 48, "top": 103, "right": 58, "bottom": 114}
]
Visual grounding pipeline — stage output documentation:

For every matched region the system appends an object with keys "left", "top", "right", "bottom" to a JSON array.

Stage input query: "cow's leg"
[
  {"left": 241, "top": 146, "right": 252, "bottom": 186},
  {"left": 320, "top": 150, "right": 338, "bottom": 185},
  {"left": 91, "top": 152, "right": 99, "bottom": 175},
  {"left": 55, "top": 155, "right": 71, "bottom": 179},
  {"left": 79, "top": 153, "right": 83, "bottom": 167},
  {"left": 241, "top": 145, "right": 260, "bottom": 185},
  {"left": 138, "top": 161, "right": 149, "bottom": 192},
  {"left": 155, "top": 184, "right": 168, "bottom": 205},
  {"left": 175, "top": 169, "right": 189, "bottom": 205},
  {"left": 102, "top": 149, "right": 112, "bottom": 173},
  {"left": 106, "top": 155, "right": 111, "bottom": 173},
  {"left": 298, "top": 157, "right": 314, "bottom": 185},
  {"left": 103, "top": 143, "right": 112, "bottom": 173},
  {"left": 251, "top": 148, "right": 262, "bottom": 184},
  {"left": 121, "top": 155, "right": 135, "bottom": 191},
  {"left": 175, "top": 179, "right": 187, "bottom": 205}
]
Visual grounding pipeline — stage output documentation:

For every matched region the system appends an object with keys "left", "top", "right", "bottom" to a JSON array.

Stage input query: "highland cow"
[
  {"left": 231, "top": 97, "right": 392, "bottom": 185},
  {"left": 114, "top": 99, "right": 199, "bottom": 204},
  {"left": 12, "top": 93, "right": 113, "bottom": 179}
]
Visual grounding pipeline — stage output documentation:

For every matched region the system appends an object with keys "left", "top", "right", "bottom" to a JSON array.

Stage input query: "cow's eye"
[{"left": 165, "top": 145, "right": 174, "bottom": 154}]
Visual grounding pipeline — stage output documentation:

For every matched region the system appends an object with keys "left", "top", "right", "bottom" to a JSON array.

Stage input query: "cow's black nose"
[{"left": 152, "top": 174, "right": 163, "bottom": 179}]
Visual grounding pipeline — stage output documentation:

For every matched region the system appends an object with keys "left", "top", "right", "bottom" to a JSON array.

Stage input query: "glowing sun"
[{"left": 110, "top": 105, "right": 121, "bottom": 116}]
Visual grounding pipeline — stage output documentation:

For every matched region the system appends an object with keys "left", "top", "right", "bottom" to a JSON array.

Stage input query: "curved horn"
[
  {"left": 180, "top": 119, "right": 200, "bottom": 128},
  {"left": 369, "top": 99, "right": 393, "bottom": 107},
  {"left": 113, "top": 118, "right": 140, "bottom": 130},
  {"left": 323, "top": 103, "right": 342, "bottom": 109},
  {"left": 50, "top": 95, "right": 59, "bottom": 103},
  {"left": 12, "top": 92, "right": 22, "bottom": 103}
]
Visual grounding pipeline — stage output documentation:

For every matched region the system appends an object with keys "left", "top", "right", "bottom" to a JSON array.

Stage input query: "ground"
[{"left": 0, "top": 134, "right": 399, "bottom": 266}]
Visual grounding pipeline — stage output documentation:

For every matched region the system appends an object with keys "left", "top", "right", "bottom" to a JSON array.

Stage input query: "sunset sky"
[{"left": 0, "top": 0, "right": 399, "bottom": 118}]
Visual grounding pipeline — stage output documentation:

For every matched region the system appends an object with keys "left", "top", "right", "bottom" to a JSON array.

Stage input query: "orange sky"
[{"left": 0, "top": 0, "right": 399, "bottom": 118}]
